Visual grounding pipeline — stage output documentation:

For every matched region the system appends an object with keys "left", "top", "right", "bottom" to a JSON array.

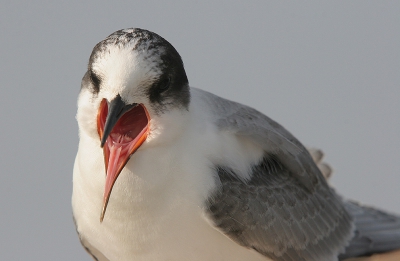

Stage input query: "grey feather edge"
[
  {"left": 197, "top": 89, "right": 355, "bottom": 260},
  {"left": 338, "top": 201, "right": 400, "bottom": 260}
]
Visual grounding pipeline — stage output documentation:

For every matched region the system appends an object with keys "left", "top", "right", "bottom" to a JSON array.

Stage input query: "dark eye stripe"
[
  {"left": 90, "top": 70, "right": 101, "bottom": 92},
  {"left": 158, "top": 77, "right": 171, "bottom": 92}
]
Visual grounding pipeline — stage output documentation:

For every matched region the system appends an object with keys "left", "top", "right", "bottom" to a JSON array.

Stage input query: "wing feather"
[
  {"left": 197, "top": 89, "right": 354, "bottom": 260},
  {"left": 198, "top": 89, "right": 400, "bottom": 260},
  {"left": 207, "top": 159, "right": 354, "bottom": 261}
]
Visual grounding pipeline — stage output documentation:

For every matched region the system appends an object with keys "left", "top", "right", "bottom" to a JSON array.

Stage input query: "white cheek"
[
  {"left": 145, "top": 109, "right": 189, "bottom": 146},
  {"left": 76, "top": 89, "right": 102, "bottom": 140}
]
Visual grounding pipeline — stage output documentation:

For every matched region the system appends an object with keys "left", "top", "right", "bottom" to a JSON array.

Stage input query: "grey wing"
[
  {"left": 339, "top": 201, "right": 400, "bottom": 260},
  {"left": 197, "top": 89, "right": 354, "bottom": 260},
  {"left": 207, "top": 155, "right": 354, "bottom": 261},
  {"left": 198, "top": 88, "right": 326, "bottom": 191}
]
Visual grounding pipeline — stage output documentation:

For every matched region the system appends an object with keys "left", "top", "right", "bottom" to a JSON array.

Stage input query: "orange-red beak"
[{"left": 97, "top": 95, "right": 150, "bottom": 222}]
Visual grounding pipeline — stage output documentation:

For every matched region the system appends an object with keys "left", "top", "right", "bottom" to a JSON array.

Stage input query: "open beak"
[{"left": 97, "top": 95, "right": 150, "bottom": 222}]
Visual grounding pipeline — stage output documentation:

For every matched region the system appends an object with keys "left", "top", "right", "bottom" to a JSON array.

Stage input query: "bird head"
[{"left": 77, "top": 28, "right": 190, "bottom": 221}]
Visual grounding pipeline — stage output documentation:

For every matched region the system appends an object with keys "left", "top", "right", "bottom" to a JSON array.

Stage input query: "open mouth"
[{"left": 97, "top": 97, "right": 150, "bottom": 222}]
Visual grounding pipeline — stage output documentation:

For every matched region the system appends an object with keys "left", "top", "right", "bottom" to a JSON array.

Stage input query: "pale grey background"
[{"left": 0, "top": 1, "right": 399, "bottom": 260}]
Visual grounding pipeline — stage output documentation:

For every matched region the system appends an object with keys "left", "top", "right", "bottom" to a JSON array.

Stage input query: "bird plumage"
[{"left": 72, "top": 28, "right": 400, "bottom": 261}]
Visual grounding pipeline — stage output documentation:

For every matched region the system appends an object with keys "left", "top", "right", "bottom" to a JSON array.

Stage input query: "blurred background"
[{"left": 0, "top": 1, "right": 399, "bottom": 260}]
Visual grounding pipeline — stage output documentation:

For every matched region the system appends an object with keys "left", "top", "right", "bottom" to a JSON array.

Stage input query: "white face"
[
  {"left": 91, "top": 44, "right": 163, "bottom": 106},
  {"left": 77, "top": 28, "right": 191, "bottom": 220},
  {"left": 77, "top": 28, "right": 190, "bottom": 141}
]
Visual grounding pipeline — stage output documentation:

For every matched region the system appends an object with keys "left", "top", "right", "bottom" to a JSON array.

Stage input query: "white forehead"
[{"left": 92, "top": 43, "right": 165, "bottom": 103}]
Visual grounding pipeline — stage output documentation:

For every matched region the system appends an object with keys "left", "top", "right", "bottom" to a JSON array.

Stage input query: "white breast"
[{"left": 72, "top": 91, "right": 269, "bottom": 261}]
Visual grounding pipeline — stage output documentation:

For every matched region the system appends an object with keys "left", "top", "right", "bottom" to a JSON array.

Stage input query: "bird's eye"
[
  {"left": 90, "top": 70, "right": 101, "bottom": 89},
  {"left": 158, "top": 77, "right": 171, "bottom": 92}
]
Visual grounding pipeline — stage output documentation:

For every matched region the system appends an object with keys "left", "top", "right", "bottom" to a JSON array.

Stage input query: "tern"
[{"left": 72, "top": 28, "right": 400, "bottom": 261}]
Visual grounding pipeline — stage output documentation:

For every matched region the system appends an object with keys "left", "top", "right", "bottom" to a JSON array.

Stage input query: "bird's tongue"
[{"left": 97, "top": 99, "right": 150, "bottom": 221}]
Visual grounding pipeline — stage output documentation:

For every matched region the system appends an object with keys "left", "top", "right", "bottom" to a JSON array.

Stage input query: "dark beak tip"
[{"left": 100, "top": 138, "right": 106, "bottom": 148}]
